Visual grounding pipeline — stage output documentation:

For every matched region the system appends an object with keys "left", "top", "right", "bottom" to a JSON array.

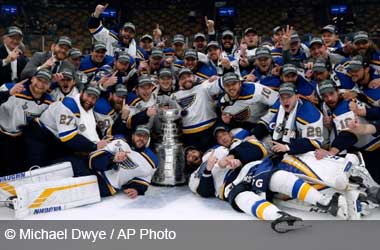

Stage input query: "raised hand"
[
  {"left": 9, "top": 79, "right": 28, "bottom": 95},
  {"left": 94, "top": 3, "right": 109, "bottom": 18},
  {"left": 206, "top": 150, "right": 217, "bottom": 171},
  {"left": 205, "top": 16, "right": 215, "bottom": 33},
  {"left": 5, "top": 46, "right": 21, "bottom": 64},
  {"left": 120, "top": 100, "right": 130, "bottom": 121},
  {"left": 153, "top": 24, "right": 162, "bottom": 40},
  {"left": 146, "top": 105, "right": 157, "bottom": 117},
  {"left": 281, "top": 25, "right": 293, "bottom": 50},
  {"left": 41, "top": 57, "right": 55, "bottom": 70}
]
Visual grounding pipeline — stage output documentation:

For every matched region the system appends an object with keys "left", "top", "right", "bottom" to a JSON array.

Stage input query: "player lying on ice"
[{"left": 188, "top": 125, "right": 380, "bottom": 233}]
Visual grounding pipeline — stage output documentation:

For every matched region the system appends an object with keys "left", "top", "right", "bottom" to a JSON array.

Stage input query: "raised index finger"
[{"left": 204, "top": 16, "right": 208, "bottom": 23}]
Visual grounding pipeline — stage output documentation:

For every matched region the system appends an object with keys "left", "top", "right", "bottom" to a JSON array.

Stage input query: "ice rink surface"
[{"left": 1, "top": 185, "right": 380, "bottom": 220}]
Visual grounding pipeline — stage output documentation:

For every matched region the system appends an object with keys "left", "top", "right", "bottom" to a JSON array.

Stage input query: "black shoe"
[{"left": 271, "top": 211, "right": 305, "bottom": 233}]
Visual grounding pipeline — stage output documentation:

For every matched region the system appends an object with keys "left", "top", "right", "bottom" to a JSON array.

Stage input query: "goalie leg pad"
[
  {"left": 12, "top": 175, "right": 100, "bottom": 218},
  {"left": 0, "top": 162, "right": 73, "bottom": 204}
]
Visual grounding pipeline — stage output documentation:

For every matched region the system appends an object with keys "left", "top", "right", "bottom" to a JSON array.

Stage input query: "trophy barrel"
[{"left": 152, "top": 142, "right": 186, "bottom": 186}]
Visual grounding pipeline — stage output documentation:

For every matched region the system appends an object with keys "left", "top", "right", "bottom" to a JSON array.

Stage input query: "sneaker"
[
  {"left": 317, "top": 192, "right": 348, "bottom": 219},
  {"left": 271, "top": 211, "right": 305, "bottom": 233}
]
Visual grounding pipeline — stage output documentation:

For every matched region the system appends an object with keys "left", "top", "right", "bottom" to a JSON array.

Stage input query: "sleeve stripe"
[
  {"left": 88, "top": 150, "right": 106, "bottom": 169},
  {"left": 90, "top": 25, "right": 104, "bottom": 35},
  {"left": 59, "top": 130, "right": 78, "bottom": 142},
  {"left": 59, "top": 128, "right": 77, "bottom": 137}
]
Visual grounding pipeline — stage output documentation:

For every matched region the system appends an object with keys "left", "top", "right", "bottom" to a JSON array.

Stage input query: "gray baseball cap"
[
  {"left": 194, "top": 33, "right": 206, "bottom": 41},
  {"left": 35, "top": 69, "right": 52, "bottom": 82},
  {"left": 318, "top": 79, "right": 336, "bottom": 95},
  {"left": 122, "top": 22, "right": 136, "bottom": 33},
  {"left": 140, "top": 34, "right": 153, "bottom": 42},
  {"left": 134, "top": 126, "right": 150, "bottom": 136},
  {"left": 173, "top": 34, "right": 185, "bottom": 44},
  {"left": 117, "top": 52, "right": 130, "bottom": 63},
  {"left": 69, "top": 48, "right": 82, "bottom": 58},
  {"left": 353, "top": 31, "right": 369, "bottom": 44},
  {"left": 138, "top": 75, "right": 154, "bottom": 86},
  {"left": 282, "top": 64, "right": 298, "bottom": 75},
  {"left": 151, "top": 48, "right": 164, "bottom": 58},
  {"left": 184, "top": 49, "right": 198, "bottom": 59},
  {"left": 178, "top": 67, "right": 193, "bottom": 78},
  {"left": 213, "top": 124, "right": 230, "bottom": 137},
  {"left": 59, "top": 68, "right": 75, "bottom": 80},
  {"left": 309, "top": 37, "right": 324, "bottom": 48},
  {"left": 279, "top": 82, "right": 297, "bottom": 95},
  {"left": 222, "top": 30, "right": 234, "bottom": 39},
  {"left": 93, "top": 41, "right": 107, "bottom": 52},
  {"left": 255, "top": 47, "right": 272, "bottom": 59},
  {"left": 5, "top": 26, "right": 23, "bottom": 37},
  {"left": 290, "top": 33, "right": 301, "bottom": 43},
  {"left": 114, "top": 84, "right": 128, "bottom": 97},
  {"left": 222, "top": 72, "right": 240, "bottom": 85},
  {"left": 84, "top": 86, "right": 101, "bottom": 98},
  {"left": 206, "top": 41, "right": 220, "bottom": 51},
  {"left": 312, "top": 58, "right": 328, "bottom": 73},
  {"left": 348, "top": 56, "right": 364, "bottom": 71},
  {"left": 244, "top": 27, "right": 258, "bottom": 35},
  {"left": 56, "top": 36, "right": 72, "bottom": 48},
  {"left": 321, "top": 25, "right": 338, "bottom": 34},
  {"left": 159, "top": 68, "right": 173, "bottom": 78}
]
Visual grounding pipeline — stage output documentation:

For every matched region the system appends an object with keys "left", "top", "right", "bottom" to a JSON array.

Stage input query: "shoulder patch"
[{"left": 62, "top": 97, "right": 80, "bottom": 117}]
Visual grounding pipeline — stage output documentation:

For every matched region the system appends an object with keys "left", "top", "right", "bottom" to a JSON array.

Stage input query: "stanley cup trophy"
[{"left": 152, "top": 104, "right": 186, "bottom": 186}]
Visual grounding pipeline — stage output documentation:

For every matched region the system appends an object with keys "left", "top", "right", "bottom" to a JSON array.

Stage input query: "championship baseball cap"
[
  {"left": 93, "top": 41, "right": 107, "bottom": 52},
  {"left": 348, "top": 55, "right": 365, "bottom": 71},
  {"left": 140, "top": 34, "right": 153, "bottom": 42},
  {"left": 138, "top": 75, "right": 154, "bottom": 86},
  {"left": 281, "top": 64, "right": 298, "bottom": 75},
  {"left": 318, "top": 79, "right": 337, "bottom": 95},
  {"left": 134, "top": 126, "right": 150, "bottom": 136},
  {"left": 321, "top": 24, "right": 338, "bottom": 34},
  {"left": 122, "top": 22, "right": 136, "bottom": 33},
  {"left": 272, "top": 26, "right": 283, "bottom": 35},
  {"left": 279, "top": 82, "right": 297, "bottom": 96},
  {"left": 56, "top": 36, "right": 72, "bottom": 48},
  {"left": 244, "top": 27, "right": 258, "bottom": 35},
  {"left": 194, "top": 33, "right": 206, "bottom": 41},
  {"left": 117, "top": 51, "right": 130, "bottom": 63},
  {"left": 173, "top": 34, "right": 185, "bottom": 45},
  {"left": 151, "top": 47, "right": 164, "bottom": 58},
  {"left": 114, "top": 84, "right": 128, "bottom": 97},
  {"left": 255, "top": 47, "right": 272, "bottom": 59},
  {"left": 5, "top": 26, "right": 23, "bottom": 37},
  {"left": 312, "top": 58, "right": 328, "bottom": 73},
  {"left": 34, "top": 69, "right": 52, "bottom": 82},
  {"left": 184, "top": 49, "right": 198, "bottom": 59},
  {"left": 59, "top": 68, "right": 75, "bottom": 80},
  {"left": 353, "top": 31, "right": 369, "bottom": 44},
  {"left": 206, "top": 41, "right": 220, "bottom": 51},
  {"left": 84, "top": 86, "right": 101, "bottom": 98},
  {"left": 309, "top": 37, "right": 324, "bottom": 48},
  {"left": 222, "top": 72, "right": 240, "bottom": 85},
  {"left": 222, "top": 30, "right": 234, "bottom": 39},
  {"left": 159, "top": 68, "right": 173, "bottom": 78},
  {"left": 69, "top": 48, "right": 82, "bottom": 58},
  {"left": 178, "top": 67, "right": 193, "bottom": 78},
  {"left": 213, "top": 124, "right": 230, "bottom": 137},
  {"left": 290, "top": 33, "right": 301, "bottom": 43}
]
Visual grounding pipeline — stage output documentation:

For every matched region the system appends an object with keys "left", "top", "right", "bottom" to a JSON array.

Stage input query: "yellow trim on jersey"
[
  {"left": 269, "top": 108, "right": 278, "bottom": 113},
  {"left": 370, "top": 60, "right": 380, "bottom": 66},
  {"left": 238, "top": 94, "right": 254, "bottom": 100},
  {"left": 60, "top": 131, "right": 78, "bottom": 142},
  {"left": 298, "top": 183, "right": 312, "bottom": 201},
  {"left": 296, "top": 117, "right": 309, "bottom": 125},
  {"left": 83, "top": 67, "right": 98, "bottom": 74},
  {"left": 28, "top": 180, "right": 98, "bottom": 208},
  {"left": 130, "top": 98, "right": 141, "bottom": 107},
  {"left": 219, "top": 183, "right": 226, "bottom": 200},
  {"left": 366, "top": 140, "right": 380, "bottom": 151},
  {"left": 108, "top": 31, "right": 119, "bottom": 41},
  {"left": 247, "top": 139, "right": 268, "bottom": 158},
  {"left": 256, "top": 201, "right": 272, "bottom": 220},
  {"left": 0, "top": 183, "right": 16, "bottom": 196},
  {"left": 309, "top": 139, "right": 321, "bottom": 149},
  {"left": 182, "top": 120, "right": 216, "bottom": 134},
  {"left": 140, "top": 152, "right": 156, "bottom": 168},
  {"left": 271, "top": 52, "right": 282, "bottom": 56},
  {"left": 282, "top": 156, "right": 320, "bottom": 181},
  {"left": 88, "top": 150, "right": 106, "bottom": 168},
  {"left": 108, "top": 109, "right": 116, "bottom": 116},
  {"left": 195, "top": 72, "right": 209, "bottom": 79},
  {"left": 15, "top": 93, "right": 33, "bottom": 100},
  {"left": 44, "top": 99, "right": 53, "bottom": 105},
  {"left": 127, "top": 116, "right": 132, "bottom": 129}
]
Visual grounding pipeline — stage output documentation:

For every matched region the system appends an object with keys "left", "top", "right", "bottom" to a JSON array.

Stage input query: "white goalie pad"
[
  {"left": 12, "top": 175, "right": 101, "bottom": 219},
  {"left": 0, "top": 162, "right": 74, "bottom": 203}
]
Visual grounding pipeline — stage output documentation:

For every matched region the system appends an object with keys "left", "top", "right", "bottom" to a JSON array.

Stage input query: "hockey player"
[
  {"left": 171, "top": 68, "right": 224, "bottom": 151},
  {"left": 171, "top": 34, "right": 186, "bottom": 61},
  {"left": 88, "top": 127, "right": 158, "bottom": 198},
  {"left": 251, "top": 83, "right": 323, "bottom": 155},
  {"left": 88, "top": 4, "right": 148, "bottom": 60},
  {"left": 49, "top": 68, "right": 79, "bottom": 101},
  {"left": 218, "top": 72, "right": 278, "bottom": 130},
  {"left": 351, "top": 31, "right": 380, "bottom": 73},
  {"left": 0, "top": 69, "right": 53, "bottom": 175},
  {"left": 281, "top": 26, "right": 310, "bottom": 68},
  {"left": 139, "top": 48, "right": 165, "bottom": 76},
  {"left": 315, "top": 80, "right": 380, "bottom": 183},
  {"left": 79, "top": 41, "right": 114, "bottom": 81},
  {"left": 220, "top": 30, "right": 238, "bottom": 58},
  {"left": 193, "top": 33, "right": 207, "bottom": 53},
  {"left": 321, "top": 25, "right": 344, "bottom": 55},
  {"left": 174, "top": 48, "right": 216, "bottom": 83},
  {"left": 189, "top": 138, "right": 347, "bottom": 233},
  {"left": 24, "top": 86, "right": 108, "bottom": 167},
  {"left": 307, "top": 37, "right": 345, "bottom": 66}
]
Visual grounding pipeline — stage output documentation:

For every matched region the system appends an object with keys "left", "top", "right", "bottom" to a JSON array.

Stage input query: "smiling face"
[
  {"left": 3, "top": 34, "right": 22, "bottom": 50},
  {"left": 136, "top": 84, "right": 154, "bottom": 101},
  {"left": 91, "top": 49, "right": 106, "bottom": 63},
  {"left": 322, "top": 31, "right": 338, "bottom": 47},
  {"left": 132, "top": 133, "right": 149, "bottom": 149},
  {"left": 53, "top": 44, "right": 70, "bottom": 60},
  {"left": 310, "top": 43, "right": 327, "bottom": 59},
  {"left": 120, "top": 27, "right": 135, "bottom": 45},
  {"left": 223, "top": 81, "right": 241, "bottom": 99},
  {"left": 179, "top": 73, "right": 194, "bottom": 90},
  {"left": 222, "top": 36, "right": 234, "bottom": 49},
  {"left": 29, "top": 76, "right": 50, "bottom": 98},
  {"left": 353, "top": 40, "right": 369, "bottom": 56},
  {"left": 80, "top": 92, "right": 97, "bottom": 111}
]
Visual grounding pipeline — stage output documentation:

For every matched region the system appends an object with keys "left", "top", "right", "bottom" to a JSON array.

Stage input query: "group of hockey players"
[{"left": 1, "top": 3, "right": 380, "bottom": 232}]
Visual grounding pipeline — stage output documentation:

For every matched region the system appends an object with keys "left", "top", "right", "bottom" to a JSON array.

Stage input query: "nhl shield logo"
[{"left": 79, "top": 124, "right": 86, "bottom": 132}]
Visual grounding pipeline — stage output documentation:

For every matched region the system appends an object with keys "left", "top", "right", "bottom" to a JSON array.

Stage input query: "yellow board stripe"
[
  {"left": 298, "top": 183, "right": 311, "bottom": 201},
  {"left": 256, "top": 201, "right": 272, "bottom": 220},
  {"left": 29, "top": 180, "right": 97, "bottom": 208},
  {"left": 0, "top": 183, "right": 16, "bottom": 196}
]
